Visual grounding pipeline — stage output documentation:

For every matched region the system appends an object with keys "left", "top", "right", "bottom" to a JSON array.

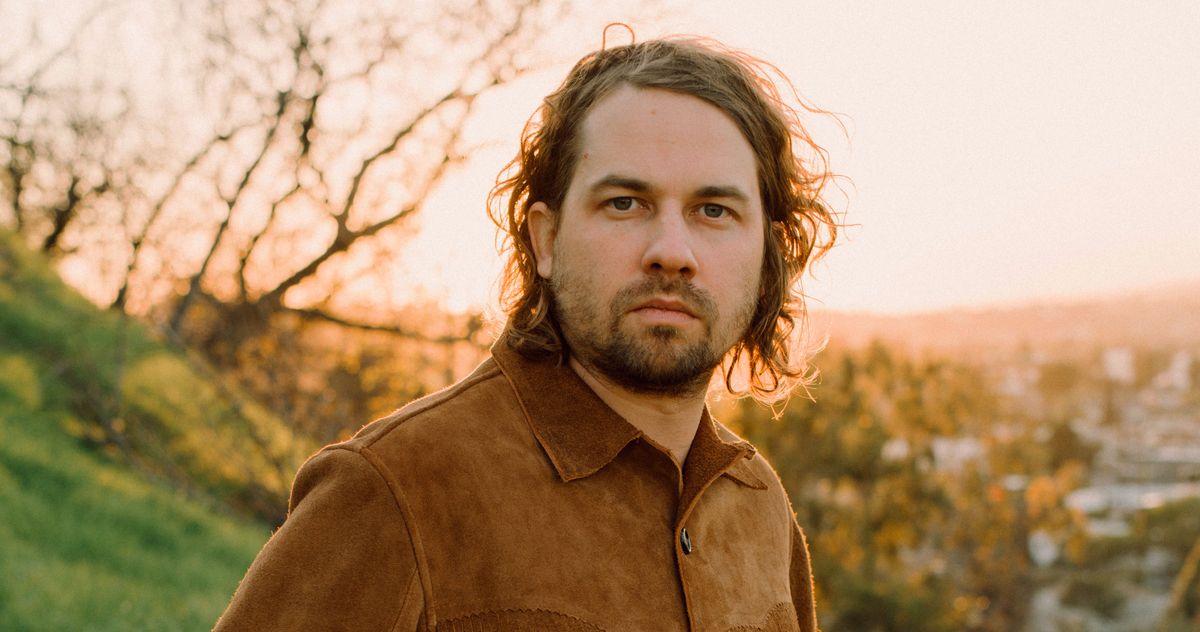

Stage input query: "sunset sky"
[
  {"left": 406, "top": 0, "right": 1200, "bottom": 315},
  {"left": 12, "top": 1, "right": 1199, "bottom": 316}
]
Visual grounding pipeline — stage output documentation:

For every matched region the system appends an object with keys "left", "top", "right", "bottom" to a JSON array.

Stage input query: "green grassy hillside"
[{"left": 0, "top": 233, "right": 307, "bottom": 630}]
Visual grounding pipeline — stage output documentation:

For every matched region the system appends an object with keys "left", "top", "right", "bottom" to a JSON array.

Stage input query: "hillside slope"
[
  {"left": 0, "top": 233, "right": 306, "bottom": 629},
  {"left": 0, "top": 370, "right": 266, "bottom": 630}
]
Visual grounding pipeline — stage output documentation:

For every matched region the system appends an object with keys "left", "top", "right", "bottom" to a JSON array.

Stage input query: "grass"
[
  {"left": 0, "top": 232, "right": 312, "bottom": 520},
  {"left": 0, "top": 360, "right": 268, "bottom": 630},
  {"left": 0, "top": 233, "right": 301, "bottom": 629}
]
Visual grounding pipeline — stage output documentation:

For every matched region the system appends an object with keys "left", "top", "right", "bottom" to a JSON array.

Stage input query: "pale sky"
[
  {"left": 12, "top": 1, "right": 1199, "bottom": 315},
  {"left": 407, "top": 0, "right": 1200, "bottom": 315}
]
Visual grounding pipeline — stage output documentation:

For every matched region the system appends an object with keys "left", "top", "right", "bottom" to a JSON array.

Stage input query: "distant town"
[{"left": 816, "top": 283, "right": 1200, "bottom": 631}]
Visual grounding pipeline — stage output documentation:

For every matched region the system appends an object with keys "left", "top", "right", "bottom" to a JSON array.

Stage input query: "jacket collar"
[
  {"left": 692, "top": 411, "right": 767, "bottom": 490},
  {"left": 491, "top": 332, "right": 764, "bottom": 489}
]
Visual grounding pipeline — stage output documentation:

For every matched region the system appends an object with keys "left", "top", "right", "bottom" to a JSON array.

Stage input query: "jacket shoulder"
[
  {"left": 329, "top": 356, "right": 536, "bottom": 479},
  {"left": 348, "top": 356, "right": 512, "bottom": 444}
]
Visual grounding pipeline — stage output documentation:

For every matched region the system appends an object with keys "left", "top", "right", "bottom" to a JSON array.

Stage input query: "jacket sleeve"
[
  {"left": 790, "top": 518, "right": 819, "bottom": 632},
  {"left": 214, "top": 446, "right": 424, "bottom": 631}
]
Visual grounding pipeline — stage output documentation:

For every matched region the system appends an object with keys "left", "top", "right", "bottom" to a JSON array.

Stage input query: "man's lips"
[{"left": 630, "top": 298, "right": 699, "bottom": 320}]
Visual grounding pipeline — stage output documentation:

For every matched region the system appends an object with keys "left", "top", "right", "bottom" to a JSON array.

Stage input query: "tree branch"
[
  {"left": 112, "top": 124, "right": 249, "bottom": 311},
  {"left": 169, "top": 88, "right": 294, "bottom": 332},
  {"left": 249, "top": 2, "right": 542, "bottom": 308},
  {"left": 237, "top": 181, "right": 302, "bottom": 301},
  {"left": 282, "top": 306, "right": 482, "bottom": 346},
  {"left": 20, "top": 0, "right": 117, "bottom": 97},
  {"left": 258, "top": 120, "right": 466, "bottom": 308}
]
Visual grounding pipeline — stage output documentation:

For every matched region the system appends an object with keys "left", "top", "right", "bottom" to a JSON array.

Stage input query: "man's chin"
[
  {"left": 593, "top": 335, "right": 719, "bottom": 395},
  {"left": 610, "top": 364, "right": 715, "bottom": 396},
  {"left": 622, "top": 320, "right": 701, "bottom": 344}
]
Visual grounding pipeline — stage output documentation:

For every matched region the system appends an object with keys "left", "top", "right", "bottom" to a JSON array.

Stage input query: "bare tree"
[
  {"left": 1, "top": 0, "right": 591, "bottom": 487},
  {"left": 0, "top": 1, "right": 132, "bottom": 257},
  {"left": 3, "top": 0, "right": 566, "bottom": 327}
]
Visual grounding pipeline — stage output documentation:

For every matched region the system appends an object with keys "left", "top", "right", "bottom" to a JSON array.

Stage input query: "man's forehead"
[
  {"left": 576, "top": 85, "right": 745, "bottom": 140},
  {"left": 567, "top": 85, "right": 760, "bottom": 199}
]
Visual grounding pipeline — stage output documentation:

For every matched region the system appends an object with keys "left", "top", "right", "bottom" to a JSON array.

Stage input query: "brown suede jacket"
[{"left": 215, "top": 336, "right": 818, "bottom": 631}]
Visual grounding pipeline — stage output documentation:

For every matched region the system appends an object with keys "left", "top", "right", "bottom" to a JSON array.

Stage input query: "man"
[{"left": 216, "top": 35, "right": 838, "bottom": 631}]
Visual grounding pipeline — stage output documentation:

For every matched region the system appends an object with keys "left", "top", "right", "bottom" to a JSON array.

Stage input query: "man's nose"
[{"left": 641, "top": 207, "right": 698, "bottom": 279}]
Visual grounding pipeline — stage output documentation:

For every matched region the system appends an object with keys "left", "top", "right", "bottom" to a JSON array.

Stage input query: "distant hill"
[
  {"left": 0, "top": 232, "right": 302, "bottom": 629},
  {"left": 811, "top": 280, "right": 1200, "bottom": 355}
]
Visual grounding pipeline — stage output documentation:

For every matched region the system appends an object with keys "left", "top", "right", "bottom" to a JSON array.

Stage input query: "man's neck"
[{"left": 567, "top": 357, "right": 707, "bottom": 467}]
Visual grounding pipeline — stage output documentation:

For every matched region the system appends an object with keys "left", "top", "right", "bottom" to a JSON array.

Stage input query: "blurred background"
[{"left": 1, "top": 0, "right": 1197, "bottom": 629}]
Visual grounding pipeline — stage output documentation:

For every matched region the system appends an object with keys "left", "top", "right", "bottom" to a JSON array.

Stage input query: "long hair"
[{"left": 488, "top": 36, "right": 841, "bottom": 402}]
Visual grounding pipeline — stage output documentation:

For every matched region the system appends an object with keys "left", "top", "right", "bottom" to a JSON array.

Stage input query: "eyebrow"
[
  {"left": 694, "top": 185, "right": 750, "bottom": 202},
  {"left": 590, "top": 175, "right": 652, "bottom": 194},
  {"left": 589, "top": 174, "right": 751, "bottom": 203}
]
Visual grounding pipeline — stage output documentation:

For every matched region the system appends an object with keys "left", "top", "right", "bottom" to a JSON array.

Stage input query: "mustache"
[{"left": 612, "top": 277, "right": 717, "bottom": 321}]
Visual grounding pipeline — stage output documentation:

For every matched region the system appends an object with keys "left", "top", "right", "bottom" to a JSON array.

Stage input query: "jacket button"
[{"left": 680, "top": 528, "right": 693, "bottom": 555}]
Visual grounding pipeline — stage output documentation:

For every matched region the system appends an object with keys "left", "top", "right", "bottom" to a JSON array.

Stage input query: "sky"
[{"left": 405, "top": 0, "right": 1200, "bottom": 315}]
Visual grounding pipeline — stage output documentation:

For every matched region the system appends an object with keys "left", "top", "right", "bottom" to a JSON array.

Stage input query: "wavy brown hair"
[{"left": 488, "top": 36, "right": 840, "bottom": 402}]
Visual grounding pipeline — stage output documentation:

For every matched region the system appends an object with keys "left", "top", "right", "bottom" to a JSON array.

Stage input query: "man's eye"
[
  {"left": 608, "top": 197, "right": 636, "bottom": 211},
  {"left": 701, "top": 203, "right": 729, "bottom": 219}
]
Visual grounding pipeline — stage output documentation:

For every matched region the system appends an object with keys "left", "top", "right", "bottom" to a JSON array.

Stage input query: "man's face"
[{"left": 529, "top": 85, "right": 765, "bottom": 396}]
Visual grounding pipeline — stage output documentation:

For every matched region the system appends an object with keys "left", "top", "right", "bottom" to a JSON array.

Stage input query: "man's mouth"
[{"left": 630, "top": 298, "right": 699, "bottom": 322}]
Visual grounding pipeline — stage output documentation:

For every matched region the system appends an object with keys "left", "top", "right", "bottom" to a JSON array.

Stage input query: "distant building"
[
  {"left": 932, "top": 436, "right": 984, "bottom": 473},
  {"left": 1065, "top": 482, "right": 1200, "bottom": 518},
  {"left": 1028, "top": 530, "right": 1061, "bottom": 567},
  {"left": 998, "top": 365, "right": 1039, "bottom": 399},
  {"left": 1110, "top": 413, "right": 1200, "bottom": 481},
  {"left": 1152, "top": 350, "right": 1192, "bottom": 391},
  {"left": 881, "top": 436, "right": 910, "bottom": 462},
  {"left": 1102, "top": 347, "right": 1136, "bottom": 384}
]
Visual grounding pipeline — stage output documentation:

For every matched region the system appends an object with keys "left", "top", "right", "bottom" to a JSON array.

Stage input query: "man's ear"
[{"left": 528, "top": 201, "right": 556, "bottom": 279}]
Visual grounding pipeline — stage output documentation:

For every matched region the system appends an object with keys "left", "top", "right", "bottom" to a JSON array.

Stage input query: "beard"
[{"left": 550, "top": 271, "right": 757, "bottom": 398}]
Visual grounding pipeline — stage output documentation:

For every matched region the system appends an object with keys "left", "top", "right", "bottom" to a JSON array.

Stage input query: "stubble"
[{"left": 551, "top": 272, "right": 757, "bottom": 397}]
